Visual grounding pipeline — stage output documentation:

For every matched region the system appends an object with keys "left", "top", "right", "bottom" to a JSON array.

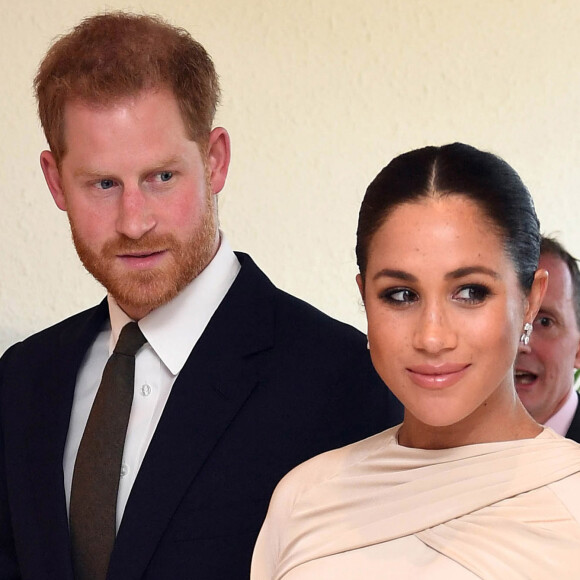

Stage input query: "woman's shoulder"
[
  {"left": 268, "top": 425, "right": 400, "bottom": 514},
  {"left": 547, "top": 469, "right": 580, "bottom": 522},
  {"left": 539, "top": 430, "right": 580, "bottom": 521}
]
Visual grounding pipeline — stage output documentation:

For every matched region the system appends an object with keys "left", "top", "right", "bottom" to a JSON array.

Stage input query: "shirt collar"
[
  {"left": 107, "top": 233, "right": 240, "bottom": 375},
  {"left": 544, "top": 385, "right": 579, "bottom": 436}
]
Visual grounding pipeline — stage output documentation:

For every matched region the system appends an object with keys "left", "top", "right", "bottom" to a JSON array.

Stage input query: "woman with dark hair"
[{"left": 251, "top": 143, "right": 580, "bottom": 579}]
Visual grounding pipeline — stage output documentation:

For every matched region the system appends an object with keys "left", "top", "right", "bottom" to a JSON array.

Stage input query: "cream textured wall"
[{"left": 2, "top": 0, "right": 580, "bottom": 354}]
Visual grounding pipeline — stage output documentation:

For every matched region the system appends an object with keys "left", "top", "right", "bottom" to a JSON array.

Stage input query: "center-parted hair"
[
  {"left": 34, "top": 11, "right": 220, "bottom": 166},
  {"left": 356, "top": 143, "right": 541, "bottom": 291}
]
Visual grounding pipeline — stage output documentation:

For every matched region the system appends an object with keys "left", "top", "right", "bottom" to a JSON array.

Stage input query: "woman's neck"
[{"left": 398, "top": 395, "right": 542, "bottom": 450}]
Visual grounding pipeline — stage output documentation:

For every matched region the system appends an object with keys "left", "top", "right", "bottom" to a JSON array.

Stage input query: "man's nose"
[
  {"left": 517, "top": 339, "right": 533, "bottom": 355},
  {"left": 116, "top": 186, "right": 156, "bottom": 239}
]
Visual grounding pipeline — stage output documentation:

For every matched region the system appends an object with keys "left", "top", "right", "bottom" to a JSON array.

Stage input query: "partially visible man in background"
[
  {"left": 0, "top": 12, "right": 401, "bottom": 580},
  {"left": 515, "top": 235, "right": 580, "bottom": 441}
]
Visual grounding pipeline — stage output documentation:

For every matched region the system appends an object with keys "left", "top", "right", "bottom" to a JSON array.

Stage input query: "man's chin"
[
  {"left": 75, "top": 229, "right": 216, "bottom": 317},
  {"left": 109, "top": 277, "right": 182, "bottom": 316},
  {"left": 82, "top": 263, "right": 179, "bottom": 316}
]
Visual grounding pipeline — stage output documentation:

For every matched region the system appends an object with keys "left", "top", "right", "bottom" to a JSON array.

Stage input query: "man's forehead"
[
  {"left": 540, "top": 254, "right": 574, "bottom": 287},
  {"left": 539, "top": 253, "right": 577, "bottom": 317},
  {"left": 64, "top": 84, "right": 175, "bottom": 112}
]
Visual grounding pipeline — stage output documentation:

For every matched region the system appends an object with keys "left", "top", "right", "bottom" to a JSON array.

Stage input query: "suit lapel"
[
  {"left": 110, "top": 255, "right": 276, "bottom": 577},
  {"left": 23, "top": 301, "right": 109, "bottom": 577},
  {"left": 30, "top": 301, "right": 110, "bottom": 457},
  {"left": 565, "top": 392, "right": 580, "bottom": 442}
]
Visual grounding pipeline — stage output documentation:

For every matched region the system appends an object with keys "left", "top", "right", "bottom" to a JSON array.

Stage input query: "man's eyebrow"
[
  {"left": 536, "top": 306, "right": 559, "bottom": 320},
  {"left": 145, "top": 156, "right": 182, "bottom": 172},
  {"left": 73, "top": 167, "right": 107, "bottom": 179},
  {"left": 72, "top": 156, "right": 183, "bottom": 179}
]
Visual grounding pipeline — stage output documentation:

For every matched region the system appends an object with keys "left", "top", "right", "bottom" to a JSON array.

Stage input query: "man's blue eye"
[
  {"left": 98, "top": 179, "right": 115, "bottom": 190},
  {"left": 159, "top": 171, "right": 173, "bottom": 182}
]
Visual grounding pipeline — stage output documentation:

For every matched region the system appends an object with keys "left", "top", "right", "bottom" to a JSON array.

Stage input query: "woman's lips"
[{"left": 407, "top": 363, "right": 470, "bottom": 389}]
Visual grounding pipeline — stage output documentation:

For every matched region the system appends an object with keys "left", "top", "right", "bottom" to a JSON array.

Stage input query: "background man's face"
[
  {"left": 41, "top": 88, "right": 228, "bottom": 320},
  {"left": 515, "top": 253, "right": 580, "bottom": 423}
]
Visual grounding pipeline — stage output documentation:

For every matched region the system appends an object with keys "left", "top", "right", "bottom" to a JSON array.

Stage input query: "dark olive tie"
[{"left": 70, "top": 322, "right": 147, "bottom": 580}]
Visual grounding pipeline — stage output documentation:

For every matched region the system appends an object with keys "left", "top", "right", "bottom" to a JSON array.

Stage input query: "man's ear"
[
  {"left": 524, "top": 269, "right": 548, "bottom": 323},
  {"left": 205, "top": 127, "right": 231, "bottom": 196},
  {"left": 40, "top": 150, "right": 67, "bottom": 211}
]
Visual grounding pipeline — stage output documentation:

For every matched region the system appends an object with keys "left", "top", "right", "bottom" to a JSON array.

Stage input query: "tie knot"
[{"left": 114, "top": 322, "right": 147, "bottom": 356}]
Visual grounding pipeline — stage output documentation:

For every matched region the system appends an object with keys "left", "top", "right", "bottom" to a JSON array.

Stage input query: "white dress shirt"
[
  {"left": 544, "top": 385, "right": 579, "bottom": 437},
  {"left": 63, "top": 236, "right": 241, "bottom": 529}
]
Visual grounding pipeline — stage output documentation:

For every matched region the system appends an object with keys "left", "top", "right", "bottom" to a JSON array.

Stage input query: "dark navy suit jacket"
[
  {"left": 566, "top": 392, "right": 580, "bottom": 443},
  {"left": 0, "top": 253, "right": 402, "bottom": 579}
]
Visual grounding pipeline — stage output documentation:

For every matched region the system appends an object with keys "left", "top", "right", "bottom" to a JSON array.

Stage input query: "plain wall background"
[{"left": 2, "top": 0, "right": 580, "bottom": 354}]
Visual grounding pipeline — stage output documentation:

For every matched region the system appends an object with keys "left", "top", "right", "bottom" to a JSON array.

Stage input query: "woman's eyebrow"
[
  {"left": 445, "top": 266, "right": 500, "bottom": 280},
  {"left": 372, "top": 269, "right": 417, "bottom": 282}
]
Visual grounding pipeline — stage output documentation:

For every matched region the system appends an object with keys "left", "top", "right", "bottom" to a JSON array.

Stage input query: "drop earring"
[{"left": 520, "top": 322, "right": 533, "bottom": 346}]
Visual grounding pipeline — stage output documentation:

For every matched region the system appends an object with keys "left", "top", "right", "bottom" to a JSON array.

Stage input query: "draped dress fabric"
[{"left": 251, "top": 427, "right": 580, "bottom": 579}]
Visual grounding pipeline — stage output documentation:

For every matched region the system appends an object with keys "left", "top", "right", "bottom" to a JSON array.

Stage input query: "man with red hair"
[{"left": 0, "top": 11, "right": 401, "bottom": 580}]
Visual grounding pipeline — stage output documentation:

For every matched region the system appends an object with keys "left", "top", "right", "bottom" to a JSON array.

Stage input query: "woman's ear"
[
  {"left": 524, "top": 268, "right": 549, "bottom": 323},
  {"left": 356, "top": 273, "right": 365, "bottom": 305}
]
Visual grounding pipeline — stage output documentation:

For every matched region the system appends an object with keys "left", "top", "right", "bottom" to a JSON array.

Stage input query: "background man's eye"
[{"left": 160, "top": 171, "right": 173, "bottom": 182}]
